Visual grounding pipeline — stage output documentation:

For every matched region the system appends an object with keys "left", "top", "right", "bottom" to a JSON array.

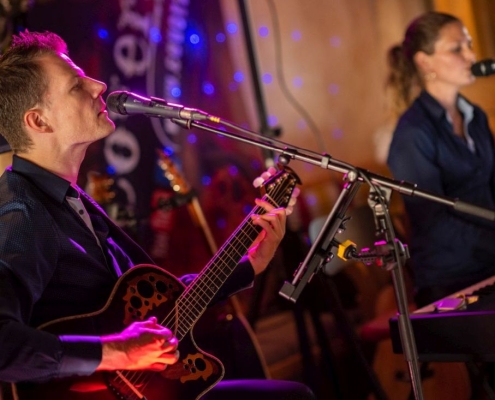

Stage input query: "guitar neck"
[
  {"left": 172, "top": 202, "right": 267, "bottom": 339},
  {"left": 163, "top": 166, "right": 299, "bottom": 339}
]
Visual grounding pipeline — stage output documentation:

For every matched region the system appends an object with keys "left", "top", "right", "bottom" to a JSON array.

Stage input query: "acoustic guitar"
[{"left": 12, "top": 167, "right": 299, "bottom": 400}]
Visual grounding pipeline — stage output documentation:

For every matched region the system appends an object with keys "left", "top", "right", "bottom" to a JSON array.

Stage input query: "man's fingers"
[
  {"left": 254, "top": 198, "right": 274, "bottom": 211},
  {"left": 148, "top": 349, "right": 180, "bottom": 371},
  {"left": 161, "top": 336, "right": 179, "bottom": 351},
  {"left": 149, "top": 362, "right": 169, "bottom": 371},
  {"left": 137, "top": 326, "right": 174, "bottom": 340},
  {"left": 160, "top": 349, "right": 180, "bottom": 363},
  {"left": 251, "top": 214, "right": 286, "bottom": 239}
]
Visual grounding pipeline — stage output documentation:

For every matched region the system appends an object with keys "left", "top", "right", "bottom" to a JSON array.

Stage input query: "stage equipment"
[{"left": 150, "top": 105, "right": 495, "bottom": 400}]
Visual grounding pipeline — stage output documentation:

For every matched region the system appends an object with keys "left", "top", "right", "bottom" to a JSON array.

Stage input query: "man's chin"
[{"left": 102, "top": 120, "right": 116, "bottom": 135}]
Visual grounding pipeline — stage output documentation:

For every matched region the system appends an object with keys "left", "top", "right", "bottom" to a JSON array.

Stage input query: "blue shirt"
[
  {"left": 0, "top": 155, "right": 254, "bottom": 383},
  {"left": 387, "top": 91, "right": 495, "bottom": 290}
]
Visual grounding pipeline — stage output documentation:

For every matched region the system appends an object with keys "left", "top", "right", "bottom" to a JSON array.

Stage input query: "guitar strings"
[
  {"left": 163, "top": 185, "right": 285, "bottom": 332},
  {"left": 164, "top": 177, "right": 290, "bottom": 334},
  {"left": 115, "top": 173, "right": 294, "bottom": 393}
]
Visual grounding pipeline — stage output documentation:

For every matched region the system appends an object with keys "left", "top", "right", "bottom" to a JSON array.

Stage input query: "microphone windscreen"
[
  {"left": 471, "top": 59, "right": 495, "bottom": 77},
  {"left": 106, "top": 91, "right": 128, "bottom": 115}
]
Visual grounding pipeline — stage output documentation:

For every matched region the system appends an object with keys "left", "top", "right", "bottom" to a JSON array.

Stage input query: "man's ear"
[{"left": 24, "top": 109, "right": 52, "bottom": 133}]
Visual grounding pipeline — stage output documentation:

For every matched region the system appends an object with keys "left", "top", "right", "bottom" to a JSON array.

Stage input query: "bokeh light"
[
  {"left": 233, "top": 71, "right": 244, "bottom": 82},
  {"left": 226, "top": 23, "right": 238, "bottom": 34},
  {"left": 187, "top": 133, "right": 197, "bottom": 143},
  {"left": 203, "top": 82, "right": 215, "bottom": 95},
  {"left": 293, "top": 77, "right": 303, "bottom": 88},
  {"left": 262, "top": 73, "right": 273, "bottom": 84},
  {"left": 291, "top": 30, "right": 302, "bottom": 41},
  {"left": 171, "top": 87, "right": 181, "bottom": 98},
  {"left": 259, "top": 26, "right": 269, "bottom": 37}
]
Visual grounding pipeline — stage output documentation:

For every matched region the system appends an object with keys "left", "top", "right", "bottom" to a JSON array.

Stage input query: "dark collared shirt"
[
  {"left": 387, "top": 91, "right": 495, "bottom": 290},
  {"left": 0, "top": 155, "right": 253, "bottom": 383}
]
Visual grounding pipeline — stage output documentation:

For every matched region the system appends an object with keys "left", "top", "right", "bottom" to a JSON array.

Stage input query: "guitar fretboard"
[
  {"left": 173, "top": 204, "right": 265, "bottom": 339},
  {"left": 168, "top": 171, "right": 296, "bottom": 339}
]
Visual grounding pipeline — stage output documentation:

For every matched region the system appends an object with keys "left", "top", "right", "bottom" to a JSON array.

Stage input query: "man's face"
[{"left": 35, "top": 53, "right": 115, "bottom": 148}]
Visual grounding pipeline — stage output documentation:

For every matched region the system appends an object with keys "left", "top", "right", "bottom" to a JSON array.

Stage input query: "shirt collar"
[
  {"left": 417, "top": 90, "right": 445, "bottom": 120},
  {"left": 418, "top": 90, "right": 473, "bottom": 123},
  {"left": 418, "top": 90, "right": 476, "bottom": 153},
  {"left": 456, "top": 95, "right": 474, "bottom": 126},
  {"left": 11, "top": 155, "right": 78, "bottom": 203}
]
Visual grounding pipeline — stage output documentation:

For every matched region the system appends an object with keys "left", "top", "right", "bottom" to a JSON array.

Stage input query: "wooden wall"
[
  {"left": 219, "top": 0, "right": 428, "bottom": 217},
  {"left": 215, "top": 0, "right": 495, "bottom": 219}
]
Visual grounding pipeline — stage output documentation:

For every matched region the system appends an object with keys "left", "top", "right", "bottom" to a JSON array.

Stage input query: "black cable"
[{"left": 265, "top": 0, "right": 327, "bottom": 153}]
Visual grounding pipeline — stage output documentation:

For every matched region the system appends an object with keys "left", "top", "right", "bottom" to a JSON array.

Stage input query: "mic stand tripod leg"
[
  {"left": 279, "top": 173, "right": 387, "bottom": 399},
  {"left": 390, "top": 264, "right": 423, "bottom": 400},
  {"left": 368, "top": 188, "right": 423, "bottom": 400}
]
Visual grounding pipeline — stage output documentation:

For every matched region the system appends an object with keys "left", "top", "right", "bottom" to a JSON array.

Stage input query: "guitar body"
[{"left": 16, "top": 265, "right": 224, "bottom": 400}]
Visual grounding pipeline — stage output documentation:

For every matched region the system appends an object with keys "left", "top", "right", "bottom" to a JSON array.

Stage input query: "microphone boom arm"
[{"left": 173, "top": 118, "right": 495, "bottom": 222}]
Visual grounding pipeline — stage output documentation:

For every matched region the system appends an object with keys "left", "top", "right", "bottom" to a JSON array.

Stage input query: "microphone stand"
[{"left": 172, "top": 117, "right": 495, "bottom": 400}]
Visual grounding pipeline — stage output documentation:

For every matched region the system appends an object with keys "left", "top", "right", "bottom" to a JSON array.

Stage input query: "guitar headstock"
[
  {"left": 257, "top": 166, "right": 301, "bottom": 210},
  {"left": 156, "top": 150, "right": 191, "bottom": 195},
  {"left": 86, "top": 171, "right": 116, "bottom": 205},
  {"left": 85, "top": 171, "right": 137, "bottom": 232}
]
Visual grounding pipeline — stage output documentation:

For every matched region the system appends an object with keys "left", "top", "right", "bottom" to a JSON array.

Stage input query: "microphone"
[
  {"left": 106, "top": 91, "right": 218, "bottom": 122},
  {"left": 471, "top": 59, "right": 495, "bottom": 77}
]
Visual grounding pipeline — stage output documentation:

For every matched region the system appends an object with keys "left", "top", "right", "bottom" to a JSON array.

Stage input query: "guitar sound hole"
[
  {"left": 137, "top": 280, "right": 155, "bottom": 298},
  {"left": 195, "top": 358, "right": 206, "bottom": 371},
  {"left": 130, "top": 296, "right": 142, "bottom": 309},
  {"left": 155, "top": 280, "right": 168, "bottom": 294}
]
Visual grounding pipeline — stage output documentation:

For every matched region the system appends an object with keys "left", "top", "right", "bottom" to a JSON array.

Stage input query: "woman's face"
[{"left": 420, "top": 21, "right": 476, "bottom": 90}]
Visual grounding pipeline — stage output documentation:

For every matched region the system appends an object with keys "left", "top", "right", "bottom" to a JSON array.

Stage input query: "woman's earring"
[{"left": 425, "top": 71, "right": 437, "bottom": 81}]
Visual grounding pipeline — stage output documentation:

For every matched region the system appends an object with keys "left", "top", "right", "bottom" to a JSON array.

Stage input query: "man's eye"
[{"left": 72, "top": 81, "right": 83, "bottom": 91}]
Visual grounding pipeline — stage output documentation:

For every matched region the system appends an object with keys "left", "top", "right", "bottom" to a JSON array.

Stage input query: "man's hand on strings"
[
  {"left": 249, "top": 167, "right": 300, "bottom": 275},
  {"left": 98, "top": 317, "right": 179, "bottom": 371},
  {"left": 248, "top": 199, "right": 287, "bottom": 274}
]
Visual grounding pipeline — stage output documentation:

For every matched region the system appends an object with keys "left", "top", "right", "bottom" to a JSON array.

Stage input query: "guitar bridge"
[{"left": 106, "top": 371, "right": 148, "bottom": 400}]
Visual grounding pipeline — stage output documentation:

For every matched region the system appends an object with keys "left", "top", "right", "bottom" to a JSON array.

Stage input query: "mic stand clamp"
[
  {"left": 373, "top": 239, "right": 410, "bottom": 271},
  {"left": 341, "top": 238, "right": 410, "bottom": 271}
]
